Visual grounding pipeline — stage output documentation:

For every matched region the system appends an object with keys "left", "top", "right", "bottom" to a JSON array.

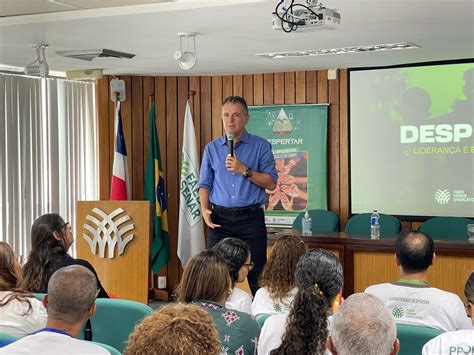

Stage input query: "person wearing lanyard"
[
  {"left": 365, "top": 230, "right": 472, "bottom": 332},
  {"left": 0, "top": 265, "right": 108, "bottom": 355},
  {"left": 198, "top": 95, "right": 278, "bottom": 295}
]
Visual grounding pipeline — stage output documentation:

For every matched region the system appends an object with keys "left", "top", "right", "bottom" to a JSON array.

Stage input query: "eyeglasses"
[
  {"left": 243, "top": 262, "right": 254, "bottom": 271},
  {"left": 95, "top": 288, "right": 100, "bottom": 299}
]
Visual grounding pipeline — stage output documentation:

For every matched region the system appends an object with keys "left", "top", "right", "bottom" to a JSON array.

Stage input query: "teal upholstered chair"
[
  {"left": 344, "top": 213, "right": 402, "bottom": 237},
  {"left": 33, "top": 293, "right": 46, "bottom": 301},
  {"left": 419, "top": 217, "right": 474, "bottom": 241},
  {"left": 0, "top": 332, "right": 19, "bottom": 348},
  {"left": 256, "top": 314, "right": 272, "bottom": 328},
  {"left": 292, "top": 209, "right": 339, "bottom": 233},
  {"left": 396, "top": 324, "right": 444, "bottom": 355},
  {"left": 92, "top": 341, "right": 121, "bottom": 355},
  {"left": 77, "top": 298, "right": 153, "bottom": 353}
]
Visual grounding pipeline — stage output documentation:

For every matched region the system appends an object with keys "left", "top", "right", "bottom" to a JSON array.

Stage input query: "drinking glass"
[{"left": 468, "top": 224, "right": 474, "bottom": 243}]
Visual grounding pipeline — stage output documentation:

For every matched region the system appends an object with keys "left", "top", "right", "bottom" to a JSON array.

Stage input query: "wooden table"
[{"left": 263, "top": 232, "right": 474, "bottom": 301}]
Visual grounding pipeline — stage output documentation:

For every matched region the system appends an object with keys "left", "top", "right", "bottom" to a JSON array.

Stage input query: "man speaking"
[{"left": 198, "top": 96, "right": 277, "bottom": 295}]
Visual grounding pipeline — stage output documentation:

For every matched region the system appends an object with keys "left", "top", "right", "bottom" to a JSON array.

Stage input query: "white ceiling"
[{"left": 0, "top": 0, "right": 473, "bottom": 76}]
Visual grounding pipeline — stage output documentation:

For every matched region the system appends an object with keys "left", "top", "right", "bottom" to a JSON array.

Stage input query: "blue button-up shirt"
[{"left": 198, "top": 130, "right": 277, "bottom": 207}]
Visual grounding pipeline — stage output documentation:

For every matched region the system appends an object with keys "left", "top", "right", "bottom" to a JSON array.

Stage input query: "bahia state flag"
[
  {"left": 144, "top": 100, "right": 170, "bottom": 273},
  {"left": 110, "top": 101, "right": 131, "bottom": 200},
  {"left": 177, "top": 100, "right": 205, "bottom": 266}
]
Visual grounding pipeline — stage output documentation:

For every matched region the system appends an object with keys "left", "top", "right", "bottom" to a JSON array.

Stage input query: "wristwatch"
[{"left": 244, "top": 167, "right": 253, "bottom": 178}]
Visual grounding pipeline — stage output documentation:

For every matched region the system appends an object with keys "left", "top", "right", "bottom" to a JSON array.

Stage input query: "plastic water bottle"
[
  {"left": 370, "top": 210, "right": 380, "bottom": 239},
  {"left": 302, "top": 211, "right": 312, "bottom": 236}
]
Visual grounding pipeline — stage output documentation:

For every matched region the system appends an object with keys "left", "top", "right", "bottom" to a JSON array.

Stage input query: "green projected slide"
[{"left": 350, "top": 61, "right": 474, "bottom": 218}]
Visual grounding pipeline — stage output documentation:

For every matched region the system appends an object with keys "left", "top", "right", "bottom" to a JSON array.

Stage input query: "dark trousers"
[{"left": 208, "top": 206, "right": 267, "bottom": 296}]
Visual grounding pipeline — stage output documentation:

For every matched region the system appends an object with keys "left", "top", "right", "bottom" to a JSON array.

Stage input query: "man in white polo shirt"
[
  {"left": 1, "top": 265, "right": 108, "bottom": 355},
  {"left": 365, "top": 230, "right": 471, "bottom": 332},
  {"left": 422, "top": 271, "right": 474, "bottom": 354}
]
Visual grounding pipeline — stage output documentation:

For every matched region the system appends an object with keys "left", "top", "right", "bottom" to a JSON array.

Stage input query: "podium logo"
[
  {"left": 83, "top": 207, "right": 134, "bottom": 259},
  {"left": 435, "top": 189, "right": 451, "bottom": 205}
]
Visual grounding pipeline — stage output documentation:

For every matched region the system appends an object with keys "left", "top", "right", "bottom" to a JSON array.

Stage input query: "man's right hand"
[{"left": 202, "top": 208, "right": 222, "bottom": 229}]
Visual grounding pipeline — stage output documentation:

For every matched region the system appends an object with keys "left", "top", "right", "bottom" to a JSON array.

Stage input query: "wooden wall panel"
[
  {"left": 131, "top": 77, "right": 144, "bottom": 200},
  {"left": 97, "top": 76, "right": 110, "bottom": 200},
  {"left": 96, "top": 69, "right": 427, "bottom": 293}
]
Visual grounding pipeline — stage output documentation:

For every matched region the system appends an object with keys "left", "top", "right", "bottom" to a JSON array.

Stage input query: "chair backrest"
[
  {"left": 419, "top": 217, "right": 473, "bottom": 240},
  {"left": 77, "top": 298, "right": 153, "bottom": 353},
  {"left": 344, "top": 213, "right": 401, "bottom": 237},
  {"left": 92, "top": 341, "right": 121, "bottom": 355},
  {"left": 0, "top": 332, "right": 19, "bottom": 348},
  {"left": 292, "top": 209, "right": 339, "bottom": 233},
  {"left": 396, "top": 323, "right": 444, "bottom": 355},
  {"left": 256, "top": 314, "right": 271, "bottom": 327},
  {"left": 33, "top": 293, "right": 46, "bottom": 301}
]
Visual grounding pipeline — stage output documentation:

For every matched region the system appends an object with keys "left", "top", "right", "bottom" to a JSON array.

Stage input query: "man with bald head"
[
  {"left": 1, "top": 265, "right": 108, "bottom": 354},
  {"left": 365, "top": 230, "right": 471, "bottom": 331}
]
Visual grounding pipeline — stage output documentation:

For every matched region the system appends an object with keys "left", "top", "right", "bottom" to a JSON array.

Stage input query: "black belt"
[{"left": 211, "top": 203, "right": 263, "bottom": 214}]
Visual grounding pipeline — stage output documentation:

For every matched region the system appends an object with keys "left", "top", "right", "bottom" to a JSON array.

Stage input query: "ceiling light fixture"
[
  {"left": 174, "top": 32, "right": 198, "bottom": 70},
  {"left": 24, "top": 44, "right": 49, "bottom": 77},
  {"left": 256, "top": 42, "right": 418, "bottom": 59},
  {"left": 56, "top": 48, "right": 135, "bottom": 61}
]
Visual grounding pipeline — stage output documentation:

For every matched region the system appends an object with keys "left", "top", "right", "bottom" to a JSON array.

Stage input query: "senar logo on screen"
[
  {"left": 400, "top": 124, "right": 472, "bottom": 143},
  {"left": 435, "top": 189, "right": 451, "bottom": 205}
]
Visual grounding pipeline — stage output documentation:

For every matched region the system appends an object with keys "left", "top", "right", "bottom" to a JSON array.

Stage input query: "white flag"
[{"left": 178, "top": 101, "right": 205, "bottom": 266}]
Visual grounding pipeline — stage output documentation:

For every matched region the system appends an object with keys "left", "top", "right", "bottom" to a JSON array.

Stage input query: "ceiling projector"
[{"left": 272, "top": 0, "right": 340, "bottom": 32}]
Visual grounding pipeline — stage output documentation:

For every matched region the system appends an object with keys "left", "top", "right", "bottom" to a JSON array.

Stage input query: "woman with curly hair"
[
  {"left": 178, "top": 250, "right": 260, "bottom": 354},
  {"left": 213, "top": 237, "right": 253, "bottom": 314},
  {"left": 124, "top": 303, "right": 221, "bottom": 355},
  {"left": 0, "top": 241, "right": 47, "bottom": 336},
  {"left": 20, "top": 213, "right": 108, "bottom": 298},
  {"left": 252, "top": 235, "right": 306, "bottom": 320},
  {"left": 258, "top": 249, "right": 343, "bottom": 355}
]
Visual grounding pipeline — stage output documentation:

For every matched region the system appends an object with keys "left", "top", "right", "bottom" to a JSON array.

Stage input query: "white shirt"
[
  {"left": 0, "top": 291, "right": 47, "bottom": 337},
  {"left": 365, "top": 282, "right": 472, "bottom": 332},
  {"left": 258, "top": 312, "right": 333, "bottom": 355},
  {"left": 226, "top": 287, "right": 253, "bottom": 315},
  {"left": 0, "top": 331, "right": 110, "bottom": 355},
  {"left": 251, "top": 287, "right": 296, "bottom": 320},
  {"left": 422, "top": 329, "right": 474, "bottom": 355}
]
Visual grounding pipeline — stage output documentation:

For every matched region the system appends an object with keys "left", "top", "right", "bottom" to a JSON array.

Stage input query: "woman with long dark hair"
[
  {"left": 178, "top": 250, "right": 261, "bottom": 354},
  {"left": 258, "top": 249, "right": 343, "bottom": 355},
  {"left": 252, "top": 234, "right": 306, "bottom": 320},
  {"left": 21, "top": 213, "right": 108, "bottom": 297},
  {"left": 0, "top": 242, "right": 47, "bottom": 336},
  {"left": 213, "top": 237, "right": 253, "bottom": 314}
]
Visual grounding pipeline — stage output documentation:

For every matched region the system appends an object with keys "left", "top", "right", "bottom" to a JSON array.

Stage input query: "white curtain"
[{"left": 0, "top": 73, "right": 98, "bottom": 257}]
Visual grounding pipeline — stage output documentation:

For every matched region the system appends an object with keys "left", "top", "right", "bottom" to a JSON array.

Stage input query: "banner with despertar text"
[{"left": 247, "top": 104, "right": 328, "bottom": 227}]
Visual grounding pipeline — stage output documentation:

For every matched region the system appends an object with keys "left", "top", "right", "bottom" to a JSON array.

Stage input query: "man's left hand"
[{"left": 225, "top": 156, "right": 246, "bottom": 175}]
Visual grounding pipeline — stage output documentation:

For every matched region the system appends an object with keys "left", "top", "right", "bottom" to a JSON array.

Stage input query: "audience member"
[
  {"left": 177, "top": 250, "right": 260, "bottom": 354},
  {"left": 422, "top": 271, "right": 474, "bottom": 354},
  {"left": 327, "top": 293, "right": 400, "bottom": 355},
  {"left": 212, "top": 237, "right": 253, "bottom": 314},
  {"left": 0, "top": 242, "right": 47, "bottom": 336},
  {"left": 1, "top": 265, "right": 108, "bottom": 354},
  {"left": 124, "top": 303, "right": 220, "bottom": 355},
  {"left": 365, "top": 230, "right": 471, "bottom": 331},
  {"left": 252, "top": 235, "right": 306, "bottom": 320},
  {"left": 258, "top": 249, "right": 343, "bottom": 355},
  {"left": 20, "top": 213, "right": 108, "bottom": 297}
]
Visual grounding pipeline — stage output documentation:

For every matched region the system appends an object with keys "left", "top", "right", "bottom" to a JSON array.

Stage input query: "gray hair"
[
  {"left": 222, "top": 96, "right": 248, "bottom": 116},
  {"left": 330, "top": 293, "right": 396, "bottom": 355},
  {"left": 47, "top": 265, "right": 97, "bottom": 323}
]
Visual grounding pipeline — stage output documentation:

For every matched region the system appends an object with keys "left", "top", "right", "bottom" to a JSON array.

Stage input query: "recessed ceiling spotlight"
[{"left": 256, "top": 42, "right": 418, "bottom": 59}]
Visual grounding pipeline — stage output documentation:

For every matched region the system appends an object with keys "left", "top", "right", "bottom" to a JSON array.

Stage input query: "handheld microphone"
[{"left": 227, "top": 131, "right": 234, "bottom": 157}]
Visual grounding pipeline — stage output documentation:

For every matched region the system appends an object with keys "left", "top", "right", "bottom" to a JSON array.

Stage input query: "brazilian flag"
[{"left": 144, "top": 101, "right": 170, "bottom": 273}]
